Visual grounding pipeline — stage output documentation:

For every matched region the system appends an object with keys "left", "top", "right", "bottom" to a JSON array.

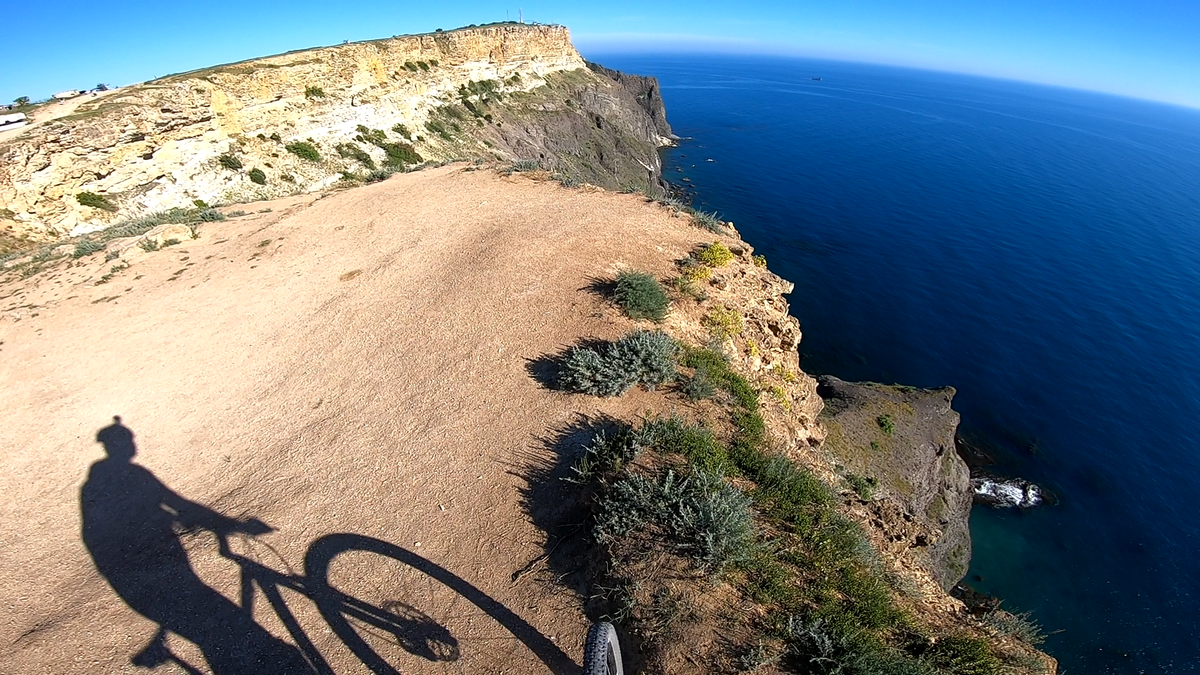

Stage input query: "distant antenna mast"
[{"left": 519, "top": 9, "right": 523, "bottom": 24}]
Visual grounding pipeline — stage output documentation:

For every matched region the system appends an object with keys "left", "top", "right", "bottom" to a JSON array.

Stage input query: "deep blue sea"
[{"left": 587, "top": 53, "right": 1200, "bottom": 674}]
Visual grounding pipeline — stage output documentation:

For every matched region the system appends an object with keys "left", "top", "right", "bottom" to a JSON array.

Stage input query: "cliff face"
[
  {"left": 0, "top": 24, "right": 673, "bottom": 242},
  {"left": 816, "top": 376, "right": 973, "bottom": 590}
]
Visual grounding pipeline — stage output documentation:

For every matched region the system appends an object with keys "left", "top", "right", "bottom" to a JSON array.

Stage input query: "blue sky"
[{"left": 5, "top": 0, "right": 1200, "bottom": 108}]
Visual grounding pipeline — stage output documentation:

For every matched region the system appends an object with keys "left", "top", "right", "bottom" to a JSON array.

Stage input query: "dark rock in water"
[
  {"left": 952, "top": 583, "right": 1002, "bottom": 615},
  {"left": 816, "top": 375, "right": 973, "bottom": 591},
  {"left": 972, "top": 474, "right": 1045, "bottom": 508}
]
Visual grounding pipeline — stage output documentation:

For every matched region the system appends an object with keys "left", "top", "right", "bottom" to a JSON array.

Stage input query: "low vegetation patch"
[
  {"left": 696, "top": 241, "right": 735, "bottom": 267},
  {"left": 73, "top": 239, "right": 105, "bottom": 258},
  {"left": 285, "top": 140, "right": 322, "bottom": 162},
  {"left": 335, "top": 142, "right": 376, "bottom": 170},
  {"left": 691, "top": 210, "right": 727, "bottom": 233},
  {"left": 702, "top": 306, "right": 744, "bottom": 339},
  {"left": 424, "top": 119, "right": 453, "bottom": 141},
  {"left": 248, "top": 168, "right": 267, "bottom": 185},
  {"left": 76, "top": 192, "right": 117, "bottom": 212},
  {"left": 304, "top": 85, "right": 326, "bottom": 99},
  {"left": 555, "top": 337, "right": 1013, "bottom": 674},
  {"left": 509, "top": 159, "right": 542, "bottom": 172},
  {"left": 218, "top": 154, "right": 243, "bottom": 170},
  {"left": 353, "top": 125, "right": 421, "bottom": 168},
  {"left": 614, "top": 270, "right": 670, "bottom": 322},
  {"left": 559, "top": 329, "right": 678, "bottom": 397}
]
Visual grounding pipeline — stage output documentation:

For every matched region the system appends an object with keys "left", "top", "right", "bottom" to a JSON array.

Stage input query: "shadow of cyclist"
[{"left": 80, "top": 416, "right": 311, "bottom": 674}]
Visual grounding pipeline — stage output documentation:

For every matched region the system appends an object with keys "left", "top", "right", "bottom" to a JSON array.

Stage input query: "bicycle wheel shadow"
[
  {"left": 306, "top": 533, "right": 577, "bottom": 674},
  {"left": 79, "top": 416, "right": 575, "bottom": 674}
]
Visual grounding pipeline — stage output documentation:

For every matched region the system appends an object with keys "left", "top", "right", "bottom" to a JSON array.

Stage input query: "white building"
[
  {"left": 53, "top": 90, "right": 81, "bottom": 100},
  {"left": 0, "top": 112, "right": 27, "bottom": 132}
]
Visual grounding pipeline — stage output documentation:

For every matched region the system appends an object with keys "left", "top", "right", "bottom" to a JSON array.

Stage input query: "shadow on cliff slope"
[{"left": 512, "top": 415, "right": 621, "bottom": 594}]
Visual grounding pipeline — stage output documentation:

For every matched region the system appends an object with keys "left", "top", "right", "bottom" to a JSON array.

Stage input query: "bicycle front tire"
[{"left": 582, "top": 622, "right": 624, "bottom": 675}]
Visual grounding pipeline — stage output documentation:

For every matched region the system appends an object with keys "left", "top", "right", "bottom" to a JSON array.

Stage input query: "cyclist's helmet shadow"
[{"left": 80, "top": 416, "right": 311, "bottom": 674}]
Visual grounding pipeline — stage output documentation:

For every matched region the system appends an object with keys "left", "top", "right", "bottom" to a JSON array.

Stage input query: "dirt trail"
[{"left": 0, "top": 165, "right": 709, "bottom": 674}]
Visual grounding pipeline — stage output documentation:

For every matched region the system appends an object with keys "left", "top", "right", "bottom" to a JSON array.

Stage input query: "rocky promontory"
[
  {"left": 0, "top": 23, "right": 674, "bottom": 244},
  {"left": 816, "top": 376, "right": 973, "bottom": 590}
]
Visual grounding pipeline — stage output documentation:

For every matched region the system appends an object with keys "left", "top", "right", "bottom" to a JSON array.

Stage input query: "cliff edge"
[{"left": 0, "top": 23, "right": 673, "bottom": 244}]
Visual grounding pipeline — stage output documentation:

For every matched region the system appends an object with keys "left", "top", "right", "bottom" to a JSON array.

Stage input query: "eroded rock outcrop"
[
  {"left": 816, "top": 375, "right": 973, "bottom": 590},
  {"left": 0, "top": 24, "right": 673, "bottom": 242}
]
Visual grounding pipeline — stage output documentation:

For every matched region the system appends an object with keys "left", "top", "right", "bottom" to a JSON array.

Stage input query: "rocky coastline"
[{"left": 0, "top": 23, "right": 1055, "bottom": 673}]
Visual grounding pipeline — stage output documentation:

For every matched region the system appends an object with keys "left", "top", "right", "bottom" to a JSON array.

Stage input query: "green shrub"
[
  {"left": 923, "top": 634, "right": 999, "bottom": 675},
  {"left": 696, "top": 241, "right": 734, "bottom": 267},
  {"left": 876, "top": 414, "right": 895, "bottom": 436},
  {"left": 218, "top": 154, "right": 243, "bottom": 170},
  {"left": 614, "top": 270, "right": 670, "bottom": 322},
  {"left": 569, "top": 424, "right": 654, "bottom": 484},
  {"left": 679, "top": 346, "right": 759, "bottom": 411},
  {"left": 559, "top": 329, "right": 678, "bottom": 397},
  {"left": 270, "top": 132, "right": 282, "bottom": 142},
  {"left": 744, "top": 452, "right": 832, "bottom": 523},
  {"left": 353, "top": 126, "right": 422, "bottom": 167},
  {"left": 392, "top": 123, "right": 412, "bottom": 140},
  {"left": 702, "top": 307, "right": 743, "bottom": 339},
  {"left": 280, "top": 173, "right": 295, "bottom": 183},
  {"left": 594, "top": 469, "right": 754, "bottom": 573},
  {"left": 378, "top": 141, "right": 421, "bottom": 168},
  {"left": 72, "top": 239, "right": 104, "bottom": 258},
  {"left": 846, "top": 473, "right": 878, "bottom": 500},
  {"left": 335, "top": 142, "right": 376, "bottom": 170},
  {"left": 510, "top": 158, "right": 541, "bottom": 172},
  {"left": 76, "top": 192, "right": 117, "bottom": 212},
  {"left": 248, "top": 168, "right": 267, "bottom": 185},
  {"left": 365, "top": 168, "right": 396, "bottom": 183},
  {"left": 139, "top": 238, "right": 160, "bottom": 252},
  {"left": 982, "top": 608, "right": 1046, "bottom": 646},
  {"left": 753, "top": 254, "right": 768, "bottom": 267},
  {"left": 643, "top": 417, "right": 728, "bottom": 474},
  {"left": 424, "top": 119, "right": 452, "bottom": 141},
  {"left": 417, "top": 60, "right": 430, "bottom": 71},
  {"left": 304, "top": 85, "right": 326, "bottom": 99},
  {"left": 682, "top": 369, "right": 716, "bottom": 401},
  {"left": 285, "top": 141, "right": 321, "bottom": 162},
  {"left": 404, "top": 61, "right": 419, "bottom": 72},
  {"left": 691, "top": 210, "right": 727, "bottom": 233}
]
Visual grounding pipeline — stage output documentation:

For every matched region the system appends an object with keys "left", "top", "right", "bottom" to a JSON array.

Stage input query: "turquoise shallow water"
[{"left": 586, "top": 52, "right": 1200, "bottom": 673}]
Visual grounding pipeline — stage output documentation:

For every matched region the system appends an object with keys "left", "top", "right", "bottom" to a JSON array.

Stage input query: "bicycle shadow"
[
  {"left": 80, "top": 416, "right": 575, "bottom": 674},
  {"left": 81, "top": 416, "right": 312, "bottom": 674}
]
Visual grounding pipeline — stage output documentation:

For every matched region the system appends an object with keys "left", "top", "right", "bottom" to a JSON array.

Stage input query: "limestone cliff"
[{"left": 0, "top": 23, "right": 673, "bottom": 242}]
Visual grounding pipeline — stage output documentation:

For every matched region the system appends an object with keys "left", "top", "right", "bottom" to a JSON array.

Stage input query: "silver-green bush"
[
  {"left": 559, "top": 330, "right": 678, "bottom": 397},
  {"left": 594, "top": 469, "right": 754, "bottom": 573}
]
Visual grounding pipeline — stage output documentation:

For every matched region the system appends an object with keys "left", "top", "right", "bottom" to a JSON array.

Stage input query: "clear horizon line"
[{"left": 573, "top": 34, "right": 1200, "bottom": 113}]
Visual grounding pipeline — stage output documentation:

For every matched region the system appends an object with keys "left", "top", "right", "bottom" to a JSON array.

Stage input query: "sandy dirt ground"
[{"left": 0, "top": 166, "right": 713, "bottom": 674}]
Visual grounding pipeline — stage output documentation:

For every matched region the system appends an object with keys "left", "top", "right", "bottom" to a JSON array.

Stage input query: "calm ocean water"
[{"left": 587, "top": 53, "right": 1200, "bottom": 673}]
